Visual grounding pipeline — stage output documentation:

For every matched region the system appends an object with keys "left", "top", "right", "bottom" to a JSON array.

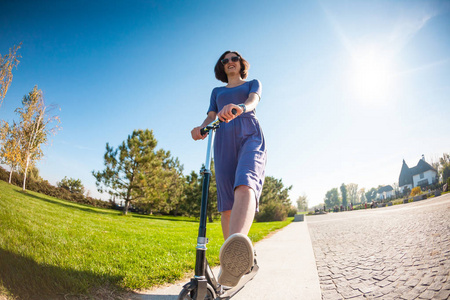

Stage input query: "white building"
[
  {"left": 377, "top": 185, "right": 394, "bottom": 200},
  {"left": 398, "top": 155, "right": 438, "bottom": 194}
]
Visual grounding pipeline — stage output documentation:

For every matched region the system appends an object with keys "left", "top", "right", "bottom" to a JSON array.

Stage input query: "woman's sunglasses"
[{"left": 221, "top": 56, "right": 240, "bottom": 65}]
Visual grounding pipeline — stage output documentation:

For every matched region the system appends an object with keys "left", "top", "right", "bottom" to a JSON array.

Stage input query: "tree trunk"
[
  {"left": 123, "top": 200, "right": 130, "bottom": 215},
  {"left": 208, "top": 212, "right": 213, "bottom": 223},
  {"left": 8, "top": 165, "right": 13, "bottom": 184},
  {"left": 22, "top": 154, "right": 31, "bottom": 191},
  {"left": 22, "top": 104, "right": 44, "bottom": 192}
]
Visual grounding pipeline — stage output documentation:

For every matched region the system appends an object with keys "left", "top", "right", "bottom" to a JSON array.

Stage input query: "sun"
[{"left": 349, "top": 47, "right": 393, "bottom": 105}]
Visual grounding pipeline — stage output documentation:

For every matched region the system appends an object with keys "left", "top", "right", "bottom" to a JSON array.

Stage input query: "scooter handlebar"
[
  {"left": 200, "top": 108, "right": 237, "bottom": 136},
  {"left": 200, "top": 127, "right": 209, "bottom": 136}
]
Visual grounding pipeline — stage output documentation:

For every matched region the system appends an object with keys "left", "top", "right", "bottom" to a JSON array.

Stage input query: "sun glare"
[{"left": 349, "top": 48, "right": 393, "bottom": 105}]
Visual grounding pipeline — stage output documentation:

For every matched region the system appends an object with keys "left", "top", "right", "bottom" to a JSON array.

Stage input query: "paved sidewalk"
[
  {"left": 308, "top": 194, "right": 450, "bottom": 300},
  {"left": 138, "top": 220, "right": 322, "bottom": 299}
]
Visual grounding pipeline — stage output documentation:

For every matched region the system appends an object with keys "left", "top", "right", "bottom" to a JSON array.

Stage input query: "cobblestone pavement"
[{"left": 307, "top": 194, "right": 450, "bottom": 300}]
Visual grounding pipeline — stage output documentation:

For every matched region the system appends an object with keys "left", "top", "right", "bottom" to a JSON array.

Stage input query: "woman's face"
[{"left": 222, "top": 52, "right": 241, "bottom": 77}]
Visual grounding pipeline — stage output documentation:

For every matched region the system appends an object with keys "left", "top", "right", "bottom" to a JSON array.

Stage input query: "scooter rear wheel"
[{"left": 178, "top": 282, "right": 215, "bottom": 300}]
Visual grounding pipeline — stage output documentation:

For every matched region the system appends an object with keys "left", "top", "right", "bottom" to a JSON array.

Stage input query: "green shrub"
[
  {"left": 287, "top": 206, "right": 298, "bottom": 217},
  {"left": 0, "top": 166, "right": 111, "bottom": 209},
  {"left": 255, "top": 202, "right": 288, "bottom": 222}
]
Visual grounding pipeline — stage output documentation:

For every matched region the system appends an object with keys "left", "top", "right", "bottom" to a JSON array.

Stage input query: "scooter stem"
[
  {"left": 204, "top": 129, "right": 215, "bottom": 174},
  {"left": 199, "top": 129, "right": 215, "bottom": 238},
  {"left": 195, "top": 129, "right": 216, "bottom": 278}
]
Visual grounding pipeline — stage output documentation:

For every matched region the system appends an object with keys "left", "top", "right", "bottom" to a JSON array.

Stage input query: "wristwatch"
[{"left": 238, "top": 104, "right": 246, "bottom": 114}]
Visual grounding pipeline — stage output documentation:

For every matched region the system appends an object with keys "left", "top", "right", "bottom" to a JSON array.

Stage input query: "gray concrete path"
[
  {"left": 308, "top": 194, "right": 450, "bottom": 300},
  {"left": 138, "top": 220, "right": 322, "bottom": 299}
]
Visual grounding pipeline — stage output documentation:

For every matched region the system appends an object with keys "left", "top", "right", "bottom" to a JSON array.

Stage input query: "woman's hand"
[
  {"left": 217, "top": 104, "right": 243, "bottom": 123},
  {"left": 191, "top": 126, "right": 207, "bottom": 140},
  {"left": 191, "top": 111, "right": 216, "bottom": 141}
]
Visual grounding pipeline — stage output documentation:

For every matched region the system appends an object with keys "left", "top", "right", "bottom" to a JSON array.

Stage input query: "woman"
[{"left": 191, "top": 50, "right": 267, "bottom": 287}]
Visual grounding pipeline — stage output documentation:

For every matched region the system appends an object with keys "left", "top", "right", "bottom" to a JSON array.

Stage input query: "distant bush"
[
  {"left": 410, "top": 187, "right": 422, "bottom": 197},
  {"left": 255, "top": 202, "right": 288, "bottom": 222},
  {"left": 392, "top": 199, "right": 404, "bottom": 206},
  {"left": 287, "top": 206, "right": 298, "bottom": 217},
  {"left": 0, "top": 166, "right": 111, "bottom": 209},
  {"left": 57, "top": 176, "right": 85, "bottom": 194}
]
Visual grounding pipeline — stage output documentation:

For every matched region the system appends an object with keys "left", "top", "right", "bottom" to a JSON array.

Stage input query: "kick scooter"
[{"left": 178, "top": 110, "right": 259, "bottom": 300}]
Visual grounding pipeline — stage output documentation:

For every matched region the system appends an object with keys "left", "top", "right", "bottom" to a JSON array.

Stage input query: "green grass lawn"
[{"left": 0, "top": 180, "right": 292, "bottom": 299}]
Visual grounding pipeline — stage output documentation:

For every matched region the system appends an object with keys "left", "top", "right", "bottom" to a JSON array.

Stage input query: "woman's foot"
[{"left": 218, "top": 233, "right": 254, "bottom": 287}]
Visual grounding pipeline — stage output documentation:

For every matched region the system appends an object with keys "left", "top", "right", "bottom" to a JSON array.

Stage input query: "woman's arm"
[
  {"left": 217, "top": 92, "right": 260, "bottom": 122},
  {"left": 242, "top": 92, "right": 260, "bottom": 113},
  {"left": 191, "top": 111, "right": 217, "bottom": 140}
]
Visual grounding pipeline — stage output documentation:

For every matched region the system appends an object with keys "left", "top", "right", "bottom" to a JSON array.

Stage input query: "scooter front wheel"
[{"left": 178, "top": 282, "right": 215, "bottom": 300}]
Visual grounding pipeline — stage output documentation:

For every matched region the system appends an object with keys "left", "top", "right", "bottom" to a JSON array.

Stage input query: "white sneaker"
[{"left": 218, "top": 233, "right": 254, "bottom": 287}]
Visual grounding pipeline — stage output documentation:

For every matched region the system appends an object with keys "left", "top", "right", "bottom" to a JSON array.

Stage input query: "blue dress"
[{"left": 207, "top": 79, "right": 267, "bottom": 212}]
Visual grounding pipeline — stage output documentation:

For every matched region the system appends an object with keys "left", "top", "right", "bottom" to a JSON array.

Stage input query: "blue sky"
[{"left": 1, "top": 0, "right": 449, "bottom": 207}]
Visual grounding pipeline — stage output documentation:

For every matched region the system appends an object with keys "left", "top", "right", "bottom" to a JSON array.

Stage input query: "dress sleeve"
[
  {"left": 207, "top": 88, "right": 218, "bottom": 114},
  {"left": 249, "top": 79, "right": 262, "bottom": 100}
]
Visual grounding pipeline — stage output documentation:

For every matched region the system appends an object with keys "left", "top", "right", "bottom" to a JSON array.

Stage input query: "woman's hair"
[{"left": 214, "top": 50, "right": 250, "bottom": 83}]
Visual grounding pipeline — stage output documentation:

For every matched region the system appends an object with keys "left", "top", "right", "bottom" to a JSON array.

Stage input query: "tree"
[
  {"left": 296, "top": 194, "right": 308, "bottom": 212},
  {"left": 259, "top": 176, "right": 292, "bottom": 207},
  {"left": 139, "top": 149, "right": 186, "bottom": 215},
  {"left": 439, "top": 153, "right": 450, "bottom": 167},
  {"left": 27, "top": 166, "right": 42, "bottom": 182},
  {"left": 0, "top": 43, "right": 21, "bottom": 109},
  {"left": 442, "top": 165, "right": 450, "bottom": 184},
  {"left": 439, "top": 153, "right": 450, "bottom": 183},
  {"left": 324, "top": 188, "right": 340, "bottom": 209},
  {"left": 402, "top": 186, "right": 411, "bottom": 197},
  {"left": 340, "top": 183, "right": 348, "bottom": 208},
  {"left": 160, "top": 154, "right": 185, "bottom": 216},
  {"left": 358, "top": 188, "right": 366, "bottom": 203},
  {"left": 430, "top": 156, "right": 440, "bottom": 175},
  {"left": 0, "top": 121, "right": 22, "bottom": 183},
  {"left": 257, "top": 176, "right": 292, "bottom": 221},
  {"left": 15, "top": 86, "right": 60, "bottom": 191},
  {"left": 177, "top": 160, "right": 219, "bottom": 222},
  {"left": 365, "top": 187, "right": 377, "bottom": 202},
  {"left": 205, "top": 160, "right": 219, "bottom": 222},
  {"left": 347, "top": 183, "right": 358, "bottom": 205},
  {"left": 134, "top": 149, "right": 185, "bottom": 215},
  {"left": 93, "top": 129, "right": 162, "bottom": 215},
  {"left": 180, "top": 170, "right": 202, "bottom": 218},
  {"left": 137, "top": 148, "right": 170, "bottom": 214},
  {"left": 57, "top": 176, "right": 85, "bottom": 194},
  {"left": 392, "top": 182, "right": 399, "bottom": 197}
]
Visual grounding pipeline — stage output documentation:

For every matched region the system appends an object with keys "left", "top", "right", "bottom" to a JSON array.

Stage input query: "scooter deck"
[{"left": 216, "top": 263, "right": 259, "bottom": 299}]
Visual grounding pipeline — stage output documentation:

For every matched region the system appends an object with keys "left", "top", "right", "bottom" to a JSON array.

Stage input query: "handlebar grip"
[{"left": 200, "top": 108, "right": 238, "bottom": 136}]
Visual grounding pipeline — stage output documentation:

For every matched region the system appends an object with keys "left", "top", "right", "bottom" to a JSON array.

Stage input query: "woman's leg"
[
  {"left": 229, "top": 185, "right": 256, "bottom": 236},
  {"left": 221, "top": 210, "right": 231, "bottom": 240},
  {"left": 220, "top": 185, "right": 256, "bottom": 240},
  {"left": 218, "top": 185, "right": 256, "bottom": 286}
]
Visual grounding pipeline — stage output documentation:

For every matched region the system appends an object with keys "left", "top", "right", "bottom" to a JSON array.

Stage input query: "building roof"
[
  {"left": 398, "top": 158, "right": 437, "bottom": 187},
  {"left": 399, "top": 160, "right": 412, "bottom": 186},
  {"left": 378, "top": 185, "right": 394, "bottom": 193},
  {"left": 409, "top": 159, "right": 437, "bottom": 175}
]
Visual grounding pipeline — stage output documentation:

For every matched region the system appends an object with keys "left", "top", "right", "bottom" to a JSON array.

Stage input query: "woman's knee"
[
  {"left": 235, "top": 185, "right": 252, "bottom": 194},
  {"left": 221, "top": 210, "right": 231, "bottom": 218}
]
